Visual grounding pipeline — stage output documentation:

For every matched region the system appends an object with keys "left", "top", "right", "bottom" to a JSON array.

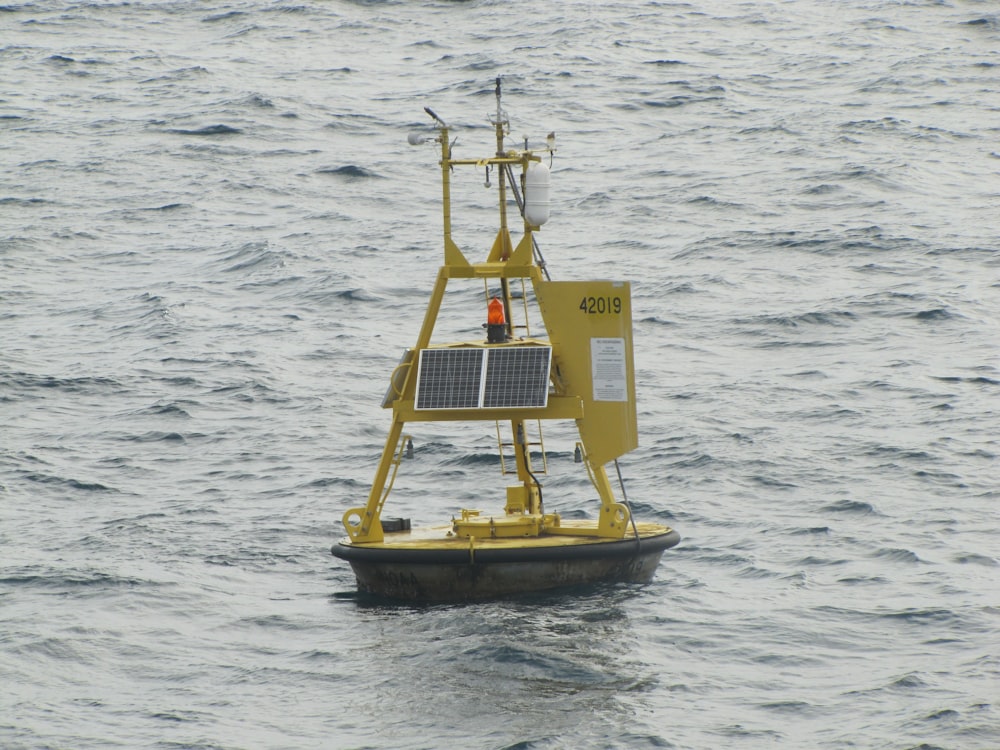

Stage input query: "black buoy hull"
[{"left": 333, "top": 528, "right": 680, "bottom": 602}]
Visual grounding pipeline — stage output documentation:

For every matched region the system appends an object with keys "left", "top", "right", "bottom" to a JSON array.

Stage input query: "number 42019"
[{"left": 579, "top": 296, "right": 622, "bottom": 314}]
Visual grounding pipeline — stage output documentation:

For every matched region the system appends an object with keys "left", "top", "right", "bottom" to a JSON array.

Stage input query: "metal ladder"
[{"left": 495, "top": 420, "right": 548, "bottom": 476}]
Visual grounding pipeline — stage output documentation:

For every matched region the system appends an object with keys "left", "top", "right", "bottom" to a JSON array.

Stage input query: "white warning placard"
[{"left": 591, "top": 337, "right": 627, "bottom": 402}]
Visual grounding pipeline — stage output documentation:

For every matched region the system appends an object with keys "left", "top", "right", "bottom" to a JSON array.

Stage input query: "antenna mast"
[{"left": 492, "top": 76, "right": 511, "bottom": 259}]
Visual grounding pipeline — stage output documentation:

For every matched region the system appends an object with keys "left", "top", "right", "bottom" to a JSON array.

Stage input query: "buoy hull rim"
[{"left": 331, "top": 526, "right": 680, "bottom": 601}]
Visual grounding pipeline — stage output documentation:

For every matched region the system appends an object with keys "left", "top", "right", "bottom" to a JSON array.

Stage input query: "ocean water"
[{"left": 2, "top": 1, "right": 999, "bottom": 748}]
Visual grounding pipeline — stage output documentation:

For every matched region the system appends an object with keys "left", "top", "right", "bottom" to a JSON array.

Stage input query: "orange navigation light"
[
  {"left": 488, "top": 296, "right": 505, "bottom": 325},
  {"left": 486, "top": 295, "right": 507, "bottom": 343}
]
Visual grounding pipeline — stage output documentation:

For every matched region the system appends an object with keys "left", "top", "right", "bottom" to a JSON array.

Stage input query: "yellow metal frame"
[{"left": 342, "top": 98, "right": 638, "bottom": 544}]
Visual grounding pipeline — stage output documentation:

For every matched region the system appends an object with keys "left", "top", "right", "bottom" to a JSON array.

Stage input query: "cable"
[{"left": 614, "top": 458, "right": 641, "bottom": 549}]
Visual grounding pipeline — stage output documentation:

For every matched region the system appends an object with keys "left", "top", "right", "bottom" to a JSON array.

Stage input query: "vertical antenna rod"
[
  {"left": 494, "top": 76, "right": 509, "bottom": 247},
  {"left": 494, "top": 76, "right": 513, "bottom": 332}
]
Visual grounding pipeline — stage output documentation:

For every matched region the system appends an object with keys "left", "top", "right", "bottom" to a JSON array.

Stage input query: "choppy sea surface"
[{"left": 2, "top": 1, "right": 999, "bottom": 748}]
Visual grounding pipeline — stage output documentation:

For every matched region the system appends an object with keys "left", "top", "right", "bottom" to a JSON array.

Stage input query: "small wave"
[
  {"left": 24, "top": 473, "right": 114, "bottom": 492},
  {"left": 685, "top": 195, "right": 743, "bottom": 209},
  {"left": 836, "top": 575, "right": 888, "bottom": 585},
  {"left": 0, "top": 569, "right": 153, "bottom": 590},
  {"left": 952, "top": 553, "right": 998, "bottom": 566},
  {"left": 129, "top": 402, "right": 191, "bottom": 418},
  {"left": 890, "top": 672, "right": 929, "bottom": 689},
  {"left": 713, "top": 726, "right": 783, "bottom": 741},
  {"left": 212, "top": 242, "right": 288, "bottom": 274},
  {"left": 923, "top": 709, "right": 960, "bottom": 722},
  {"left": 797, "top": 555, "right": 845, "bottom": 568},
  {"left": 210, "top": 381, "right": 289, "bottom": 405},
  {"left": 127, "top": 431, "right": 187, "bottom": 443},
  {"left": 962, "top": 17, "right": 998, "bottom": 28},
  {"left": 643, "top": 95, "right": 716, "bottom": 108},
  {"left": 692, "top": 550, "right": 752, "bottom": 567},
  {"left": 158, "top": 374, "right": 198, "bottom": 386},
  {"left": 864, "top": 445, "right": 934, "bottom": 462},
  {"left": 914, "top": 308, "right": 956, "bottom": 322},
  {"left": 791, "top": 526, "right": 832, "bottom": 536},
  {"left": 203, "top": 10, "right": 249, "bottom": 22},
  {"left": 820, "top": 500, "right": 875, "bottom": 516},
  {"left": 777, "top": 225, "right": 901, "bottom": 255},
  {"left": 149, "top": 711, "right": 199, "bottom": 723},
  {"left": 872, "top": 547, "right": 922, "bottom": 564},
  {"left": 932, "top": 375, "right": 1000, "bottom": 386},
  {"left": 667, "top": 453, "right": 714, "bottom": 470},
  {"left": 736, "top": 565, "right": 780, "bottom": 579},
  {"left": 444, "top": 452, "right": 503, "bottom": 467},
  {"left": 244, "top": 93, "right": 274, "bottom": 108},
  {"left": 169, "top": 124, "right": 242, "bottom": 136},
  {"left": 316, "top": 165, "right": 379, "bottom": 179},
  {"left": 575, "top": 191, "right": 611, "bottom": 208},
  {"left": 759, "top": 700, "right": 813, "bottom": 714},
  {"left": 750, "top": 474, "right": 797, "bottom": 489},
  {"left": 0, "top": 197, "right": 49, "bottom": 206},
  {"left": 803, "top": 183, "right": 842, "bottom": 195},
  {"left": 785, "top": 369, "right": 828, "bottom": 380},
  {"left": 1, "top": 372, "right": 121, "bottom": 393},
  {"left": 147, "top": 66, "right": 210, "bottom": 83},
  {"left": 843, "top": 670, "right": 929, "bottom": 697},
  {"left": 739, "top": 124, "right": 800, "bottom": 137},
  {"left": 801, "top": 311, "right": 856, "bottom": 326},
  {"left": 461, "top": 643, "right": 615, "bottom": 686},
  {"left": 733, "top": 309, "right": 856, "bottom": 329},
  {"left": 297, "top": 476, "right": 366, "bottom": 490},
  {"left": 914, "top": 469, "right": 966, "bottom": 488},
  {"left": 968, "top": 376, "right": 1000, "bottom": 386},
  {"left": 145, "top": 202, "right": 188, "bottom": 211},
  {"left": 637, "top": 315, "right": 675, "bottom": 327},
  {"left": 334, "top": 288, "right": 381, "bottom": 302},
  {"left": 662, "top": 281, "right": 698, "bottom": 294},
  {"left": 106, "top": 292, "right": 179, "bottom": 341}
]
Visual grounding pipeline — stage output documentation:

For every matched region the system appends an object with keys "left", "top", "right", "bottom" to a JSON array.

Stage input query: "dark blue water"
[{"left": 2, "top": 2, "right": 998, "bottom": 748}]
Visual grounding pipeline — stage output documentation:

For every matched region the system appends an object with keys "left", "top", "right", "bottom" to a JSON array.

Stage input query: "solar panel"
[
  {"left": 415, "top": 348, "right": 484, "bottom": 410},
  {"left": 483, "top": 346, "right": 551, "bottom": 408},
  {"left": 414, "top": 346, "right": 551, "bottom": 410}
]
